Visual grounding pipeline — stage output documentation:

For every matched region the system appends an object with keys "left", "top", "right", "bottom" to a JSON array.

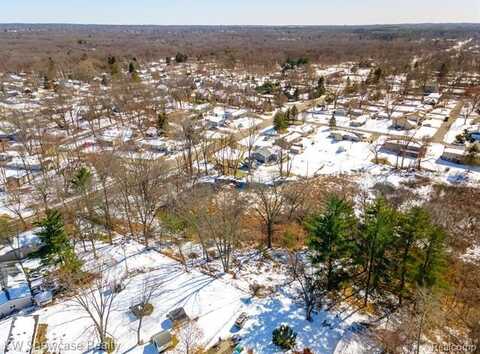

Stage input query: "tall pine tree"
[
  {"left": 34, "top": 209, "right": 81, "bottom": 273},
  {"left": 306, "top": 195, "right": 357, "bottom": 292},
  {"left": 358, "top": 198, "right": 397, "bottom": 306}
]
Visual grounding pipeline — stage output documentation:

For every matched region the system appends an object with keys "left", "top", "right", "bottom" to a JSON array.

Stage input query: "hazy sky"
[{"left": 1, "top": 0, "right": 479, "bottom": 25}]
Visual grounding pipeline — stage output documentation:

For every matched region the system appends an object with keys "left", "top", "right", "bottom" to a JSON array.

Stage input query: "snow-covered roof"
[
  {"left": 6, "top": 283, "right": 31, "bottom": 300},
  {"left": 0, "top": 228, "right": 42, "bottom": 257},
  {"left": 100, "top": 127, "right": 133, "bottom": 143},
  {"left": 34, "top": 290, "right": 53, "bottom": 304},
  {"left": 427, "top": 93, "right": 442, "bottom": 99},
  {"left": 0, "top": 169, "right": 28, "bottom": 184}
]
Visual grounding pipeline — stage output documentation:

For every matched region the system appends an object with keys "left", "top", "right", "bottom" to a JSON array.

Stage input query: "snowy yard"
[
  {"left": 4, "top": 239, "right": 377, "bottom": 354},
  {"left": 34, "top": 241, "right": 247, "bottom": 353},
  {"left": 444, "top": 116, "right": 476, "bottom": 144},
  {"left": 239, "top": 296, "right": 367, "bottom": 354},
  {"left": 289, "top": 128, "right": 373, "bottom": 176}
]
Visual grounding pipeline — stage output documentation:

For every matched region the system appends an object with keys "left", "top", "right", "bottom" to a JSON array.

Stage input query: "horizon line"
[{"left": 1, "top": 21, "right": 479, "bottom": 27}]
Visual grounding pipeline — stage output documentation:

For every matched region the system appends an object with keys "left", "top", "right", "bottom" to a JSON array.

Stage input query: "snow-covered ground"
[
  {"left": 250, "top": 123, "right": 480, "bottom": 186},
  {"left": 239, "top": 295, "right": 367, "bottom": 354},
  {"left": 5, "top": 316, "right": 36, "bottom": 354},
  {"left": 289, "top": 127, "right": 373, "bottom": 176},
  {"left": 462, "top": 244, "right": 480, "bottom": 263},
  {"left": 5, "top": 238, "right": 383, "bottom": 354},
  {"left": 0, "top": 317, "right": 14, "bottom": 352},
  {"left": 444, "top": 116, "right": 477, "bottom": 144},
  {"left": 307, "top": 111, "right": 443, "bottom": 140},
  {"left": 33, "top": 240, "right": 246, "bottom": 353}
]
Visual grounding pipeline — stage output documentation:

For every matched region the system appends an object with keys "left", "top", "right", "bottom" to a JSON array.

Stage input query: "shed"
[
  {"left": 167, "top": 307, "right": 189, "bottom": 325},
  {"left": 151, "top": 330, "right": 172, "bottom": 353}
]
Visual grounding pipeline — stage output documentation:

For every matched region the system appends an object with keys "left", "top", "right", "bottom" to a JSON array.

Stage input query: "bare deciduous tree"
[
  {"left": 133, "top": 276, "right": 162, "bottom": 345},
  {"left": 288, "top": 253, "right": 324, "bottom": 321},
  {"left": 253, "top": 184, "right": 285, "bottom": 249},
  {"left": 177, "top": 320, "right": 204, "bottom": 354},
  {"left": 203, "top": 188, "right": 246, "bottom": 272},
  {"left": 70, "top": 273, "right": 124, "bottom": 350}
]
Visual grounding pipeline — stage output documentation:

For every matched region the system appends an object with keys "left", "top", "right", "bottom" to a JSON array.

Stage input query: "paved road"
[{"left": 431, "top": 100, "right": 464, "bottom": 144}]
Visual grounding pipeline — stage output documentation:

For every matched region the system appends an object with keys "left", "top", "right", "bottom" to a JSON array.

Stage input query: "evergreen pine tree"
[
  {"left": 34, "top": 210, "right": 81, "bottom": 273},
  {"left": 273, "top": 111, "right": 289, "bottom": 132},
  {"left": 108, "top": 56, "right": 120, "bottom": 77},
  {"left": 415, "top": 225, "right": 447, "bottom": 289},
  {"left": 329, "top": 114, "right": 337, "bottom": 129},
  {"left": 395, "top": 207, "right": 429, "bottom": 304},
  {"left": 44, "top": 57, "right": 56, "bottom": 89},
  {"left": 316, "top": 76, "right": 326, "bottom": 97},
  {"left": 128, "top": 61, "right": 136, "bottom": 74},
  {"left": 71, "top": 166, "right": 92, "bottom": 193},
  {"left": 306, "top": 195, "right": 357, "bottom": 291},
  {"left": 290, "top": 105, "right": 299, "bottom": 124},
  {"left": 358, "top": 198, "right": 397, "bottom": 306}
]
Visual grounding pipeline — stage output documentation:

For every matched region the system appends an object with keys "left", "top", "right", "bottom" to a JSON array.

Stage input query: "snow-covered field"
[
  {"left": 224, "top": 252, "right": 370, "bottom": 354},
  {"left": 240, "top": 295, "right": 368, "bottom": 354}
]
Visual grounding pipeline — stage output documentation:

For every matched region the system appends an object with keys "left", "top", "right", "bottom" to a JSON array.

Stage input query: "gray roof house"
[{"left": 252, "top": 147, "right": 278, "bottom": 163}]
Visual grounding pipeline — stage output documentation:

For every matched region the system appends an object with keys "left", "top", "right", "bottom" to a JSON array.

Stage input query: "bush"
[
  {"left": 103, "top": 337, "right": 116, "bottom": 353},
  {"left": 170, "top": 335, "right": 179, "bottom": 349},
  {"left": 131, "top": 303, "right": 154, "bottom": 318},
  {"left": 249, "top": 282, "right": 266, "bottom": 298},
  {"left": 273, "top": 111, "right": 289, "bottom": 132},
  {"left": 257, "top": 245, "right": 272, "bottom": 260},
  {"left": 272, "top": 325, "right": 297, "bottom": 350},
  {"left": 371, "top": 157, "right": 391, "bottom": 166}
]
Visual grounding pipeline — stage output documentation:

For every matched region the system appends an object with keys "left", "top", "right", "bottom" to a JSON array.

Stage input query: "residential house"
[
  {"left": 98, "top": 127, "right": 133, "bottom": 147},
  {"left": 392, "top": 113, "right": 424, "bottom": 130},
  {"left": 0, "top": 263, "right": 33, "bottom": 317},
  {"left": 441, "top": 146, "right": 467, "bottom": 164},
  {"left": 329, "top": 131, "right": 362, "bottom": 143},
  {"left": 1, "top": 169, "right": 28, "bottom": 190},
  {"left": 0, "top": 228, "right": 42, "bottom": 262},
  {"left": 382, "top": 139, "right": 426, "bottom": 159},
  {"left": 252, "top": 147, "right": 278, "bottom": 163},
  {"left": 350, "top": 115, "right": 368, "bottom": 127},
  {"left": 167, "top": 307, "right": 189, "bottom": 326},
  {"left": 424, "top": 93, "right": 442, "bottom": 106}
]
